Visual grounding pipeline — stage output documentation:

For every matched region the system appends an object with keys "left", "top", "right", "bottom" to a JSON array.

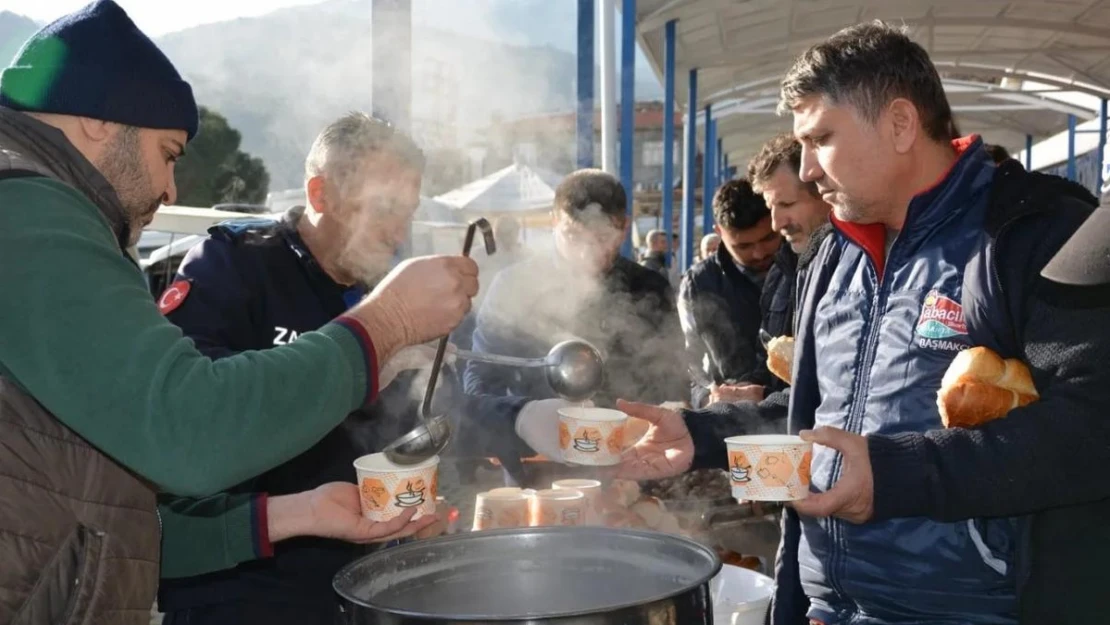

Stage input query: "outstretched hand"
[
  {"left": 269, "top": 482, "right": 438, "bottom": 545},
  {"left": 615, "top": 399, "right": 694, "bottom": 480}
]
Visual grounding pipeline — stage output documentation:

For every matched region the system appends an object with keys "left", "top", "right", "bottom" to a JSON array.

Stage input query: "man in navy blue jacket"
[
  {"left": 616, "top": 21, "right": 1110, "bottom": 625},
  {"left": 157, "top": 113, "right": 570, "bottom": 624}
]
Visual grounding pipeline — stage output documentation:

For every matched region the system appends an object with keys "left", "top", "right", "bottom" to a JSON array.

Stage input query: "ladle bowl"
[{"left": 453, "top": 338, "right": 605, "bottom": 402}]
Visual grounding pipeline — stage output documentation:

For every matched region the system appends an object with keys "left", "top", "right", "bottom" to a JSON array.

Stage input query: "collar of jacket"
[
  {"left": 277, "top": 206, "right": 367, "bottom": 304},
  {"left": 830, "top": 134, "right": 993, "bottom": 279},
  {"left": 0, "top": 106, "right": 132, "bottom": 250},
  {"left": 711, "top": 239, "right": 762, "bottom": 290}
]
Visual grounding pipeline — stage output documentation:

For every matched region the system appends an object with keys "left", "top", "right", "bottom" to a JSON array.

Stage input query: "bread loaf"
[
  {"left": 766, "top": 336, "right": 795, "bottom": 384},
  {"left": 937, "top": 346, "right": 1038, "bottom": 428}
]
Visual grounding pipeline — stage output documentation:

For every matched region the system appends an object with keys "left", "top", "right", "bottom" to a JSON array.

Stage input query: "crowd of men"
[{"left": 0, "top": 1, "right": 1108, "bottom": 625}]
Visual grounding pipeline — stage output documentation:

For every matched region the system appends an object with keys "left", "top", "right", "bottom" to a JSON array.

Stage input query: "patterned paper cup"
[
  {"left": 472, "top": 490, "right": 530, "bottom": 531},
  {"left": 724, "top": 435, "right": 812, "bottom": 502},
  {"left": 529, "top": 488, "right": 586, "bottom": 527},
  {"left": 558, "top": 407, "right": 628, "bottom": 466},
  {"left": 353, "top": 453, "right": 439, "bottom": 522},
  {"left": 552, "top": 479, "right": 604, "bottom": 525}
]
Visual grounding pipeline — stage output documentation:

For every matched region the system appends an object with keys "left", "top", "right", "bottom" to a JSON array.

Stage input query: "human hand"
[
  {"left": 790, "top": 427, "right": 874, "bottom": 524},
  {"left": 348, "top": 255, "right": 479, "bottom": 360},
  {"left": 379, "top": 342, "right": 458, "bottom": 390},
  {"left": 614, "top": 399, "right": 694, "bottom": 480},
  {"left": 268, "top": 482, "right": 437, "bottom": 544},
  {"left": 514, "top": 398, "right": 593, "bottom": 462},
  {"left": 710, "top": 383, "right": 764, "bottom": 404}
]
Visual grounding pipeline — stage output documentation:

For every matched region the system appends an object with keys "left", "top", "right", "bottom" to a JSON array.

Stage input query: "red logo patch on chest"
[{"left": 158, "top": 280, "right": 192, "bottom": 315}]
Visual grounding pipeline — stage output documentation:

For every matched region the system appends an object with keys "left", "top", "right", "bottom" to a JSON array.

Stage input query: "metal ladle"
[
  {"left": 454, "top": 338, "right": 605, "bottom": 402},
  {"left": 382, "top": 218, "right": 496, "bottom": 466}
]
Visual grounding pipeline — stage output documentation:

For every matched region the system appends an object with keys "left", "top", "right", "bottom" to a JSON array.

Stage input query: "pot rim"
[{"left": 333, "top": 526, "right": 722, "bottom": 621}]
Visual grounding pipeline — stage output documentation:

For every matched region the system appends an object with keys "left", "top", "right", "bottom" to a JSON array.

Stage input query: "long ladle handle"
[
  {"left": 420, "top": 218, "right": 496, "bottom": 419},
  {"left": 452, "top": 349, "right": 548, "bottom": 368}
]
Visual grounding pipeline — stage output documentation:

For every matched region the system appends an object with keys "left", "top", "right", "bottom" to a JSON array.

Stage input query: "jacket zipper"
[{"left": 827, "top": 234, "right": 897, "bottom": 602}]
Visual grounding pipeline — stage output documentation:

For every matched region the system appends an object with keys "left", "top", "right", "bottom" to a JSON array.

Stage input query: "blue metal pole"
[
  {"left": 717, "top": 137, "right": 724, "bottom": 181},
  {"left": 702, "top": 106, "right": 714, "bottom": 239},
  {"left": 1098, "top": 99, "right": 1108, "bottom": 194},
  {"left": 681, "top": 69, "right": 698, "bottom": 271},
  {"left": 661, "top": 20, "right": 676, "bottom": 267},
  {"left": 1067, "top": 114, "right": 1077, "bottom": 181},
  {"left": 576, "top": 0, "right": 595, "bottom": 169},
  {"left": 1025, "top": 134, "right": 1032, "bottom": 171},
  {"left": 618, "top": 0, "right": 636, "bottom": 259}
]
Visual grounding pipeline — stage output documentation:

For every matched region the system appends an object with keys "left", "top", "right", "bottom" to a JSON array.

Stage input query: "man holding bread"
[{"left": 619, "top": 20, "right": 1109, "bottom": 625}]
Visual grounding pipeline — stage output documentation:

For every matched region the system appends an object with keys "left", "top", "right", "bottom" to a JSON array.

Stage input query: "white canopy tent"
[{"left": 435, "top": 162, "right": 565, "bottom": 216}]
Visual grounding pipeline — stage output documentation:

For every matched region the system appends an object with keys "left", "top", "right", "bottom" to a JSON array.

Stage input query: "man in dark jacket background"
[
  {"left": 746, "top": 133, "right": 831, "bottom": 396},
  {"left": 616, "top": 20, "right": 1109, "bottom": 625},
  {"left": 679, "top": 179, "right": 781, "bottom": 407},
  {"left": 465, "top": 169, "right": 685, "bottom": 484}
]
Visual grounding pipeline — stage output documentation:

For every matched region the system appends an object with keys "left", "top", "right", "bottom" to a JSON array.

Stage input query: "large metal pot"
[{"left": 334, "top": 526, "right": 721, "bottom": 624}]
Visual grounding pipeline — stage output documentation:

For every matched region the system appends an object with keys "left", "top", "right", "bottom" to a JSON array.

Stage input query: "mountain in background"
[
  {"left": 1, "top": 1, "right": 664, "bottom": 191},
  {"left": 0, "top": 11, "right": 39, "bottom": 64}
]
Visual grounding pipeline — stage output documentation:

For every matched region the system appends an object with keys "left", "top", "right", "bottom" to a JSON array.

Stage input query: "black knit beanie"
[{"left": 0, "top": 0, "right": 199, "bottom": 140}]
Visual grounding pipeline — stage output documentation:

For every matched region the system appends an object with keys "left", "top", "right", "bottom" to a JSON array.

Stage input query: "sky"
[{"left": 2, "top": 0, "right": 326, "bottom": 35}]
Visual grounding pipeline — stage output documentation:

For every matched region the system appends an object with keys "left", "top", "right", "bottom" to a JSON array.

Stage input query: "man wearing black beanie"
[{"left": 0, "top": 2, "right": 480, "bottom": 623}]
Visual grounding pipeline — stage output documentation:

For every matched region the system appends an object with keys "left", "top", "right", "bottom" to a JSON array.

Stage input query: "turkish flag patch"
[{"left": 158, "top": 280, "right": 192, "bottom": 315}]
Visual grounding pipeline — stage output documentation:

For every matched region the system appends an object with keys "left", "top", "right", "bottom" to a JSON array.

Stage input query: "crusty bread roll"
[
  {"left": 766, "top": 336, "right": 795, "bottom": 383},
  {"left": 937, "top": 346, "right": 1038, "bottom": 428}
]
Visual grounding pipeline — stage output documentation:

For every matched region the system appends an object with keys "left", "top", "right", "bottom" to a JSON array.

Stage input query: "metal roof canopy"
[{"left": 629, "top": 0, "right": 1110, "bottom": 169}]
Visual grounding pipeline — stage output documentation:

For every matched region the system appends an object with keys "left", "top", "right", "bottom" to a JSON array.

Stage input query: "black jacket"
[
  {"left": 466, "top": 253, "right": 686, "bottom": 408},
  {"left": 679, "top": 244, "right": 766, "bottom": 407}
]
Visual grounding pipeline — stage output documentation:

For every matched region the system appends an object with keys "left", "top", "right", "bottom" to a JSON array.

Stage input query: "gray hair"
[
  {"left": 304, "top": 112, "right": 425, "bottom": 189},
  {"left": 778, "top": 21, "right": 954, "bottom": 142},
  {"left": 646, "top": 229, "right": 667, "bottom": 245}
]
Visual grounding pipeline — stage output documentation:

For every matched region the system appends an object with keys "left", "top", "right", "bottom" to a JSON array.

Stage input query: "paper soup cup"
[
  {"left": 529, "top": 488, "right": 586, "bottom": 527},
  {"left": 723, "top": 435, "right": 812, "bottom": 502},
  {"left": 558, "top": 407, "right": 628, "bottom": 466},
  {"left": 552, "top": 479, "right": 603, "bottom": 525},
  {"left": 353, "top": 453, "right": 439, "bottom": 522},
  {"left": 472, "top": 490, "right": 530, "bottom": 531}
]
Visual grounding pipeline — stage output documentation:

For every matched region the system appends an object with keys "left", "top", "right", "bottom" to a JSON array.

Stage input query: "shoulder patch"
[{"left": 158, "top": 280, "right": 192, "bottom": 315}]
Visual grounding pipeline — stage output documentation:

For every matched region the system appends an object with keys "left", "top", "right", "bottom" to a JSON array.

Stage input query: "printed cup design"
[
  {"left": 558, "top": 407, "right": 629, "bottom": 466},
  {"left": 729, "top": 450, "right": 752, "bottom": 483},
  {"left": 572, "top": 426, "right": 602, "bottom": 453},
  {"left": 393, "top": 477, "right": 428, "bottom": 508},
  {"left": 529, "top": 488, "right": 585, "bottom": 527},
  {"left": 552, "top": 479, "right": 603, "bottom": 525},
  {"left": 472, "top": 490, "right": 530, "bottom": 531},
  {"left": 723, "top": 435, "right": 812, "bottom": 502},
  {"left": 353, "top": 453, "right": 439, "bottom": 522}
]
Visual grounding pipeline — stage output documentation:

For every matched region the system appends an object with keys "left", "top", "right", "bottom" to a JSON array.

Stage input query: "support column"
[
  {"left": 1067, "top": 114, "right": 1077, "bottom": 181},
  {"left": 681, "top": 69, "right": 698, "bottom": 272},
  {"left": 619, "top": 0, "right": 636, "bottom": 258},
  {"left": 1098, "top": 99, "right": 1108, "bottom": 195},
  {"left": 576, "top": 0, "right": 595, "bottom": 169},
  {"left": 371, "top": 0, "right": 412, "bottom": 132},
  {"left": 661, "top": 20, "right": 676, "bottom": 267},
  {"left": 599, "top": 0, "right": 617, "bottom": 175},
  {"left": 722, "top": 153, "right": 729, "bottom": 182},
  {"left": 702, "top": 107, "right": 715, "bottom": 238},
  {"left": 1025, "top": 134, "right": 1033, "bottom": 171}
]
